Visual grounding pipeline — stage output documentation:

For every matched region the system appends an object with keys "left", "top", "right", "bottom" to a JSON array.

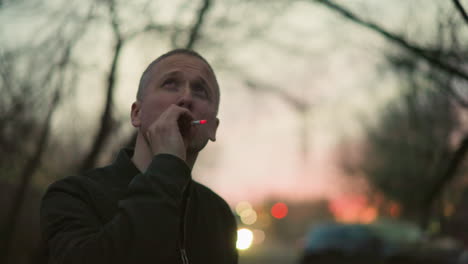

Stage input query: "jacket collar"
[{"left": 110, "top": 148, "right": 141, "bottom": 188}]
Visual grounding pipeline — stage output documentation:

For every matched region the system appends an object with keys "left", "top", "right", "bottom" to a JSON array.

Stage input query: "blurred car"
[
  {"left": 299, "top": 221, "right": 465, "bottom": 264},
  {"left": 299, "top": 222, "right": 383, "bottom": 264}
]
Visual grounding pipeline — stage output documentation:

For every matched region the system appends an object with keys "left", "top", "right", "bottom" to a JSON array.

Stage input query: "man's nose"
[{"left": 176, "top": 83, "right": 193, "bottom": 109}]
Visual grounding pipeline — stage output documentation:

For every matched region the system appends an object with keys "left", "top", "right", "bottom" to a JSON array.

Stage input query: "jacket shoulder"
[
  {"left": 192, "top": 181, "right": 233, "bottom": 215},
  {"left": 42, "top": 166, "right": 112, "bottom": 203},
  {"left": 46, "top": 167, "right": 107, "bottom": 192}
]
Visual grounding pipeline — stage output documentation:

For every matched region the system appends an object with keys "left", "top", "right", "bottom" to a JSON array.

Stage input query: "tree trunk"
[
  {"left": 0, "top": 91, "right": 60, "bottom": 264},
  {"left": 80, "top": 37, "right": 123, "bottom": 171},
  {"left": 421, "top": 135, "right": 468, "bottom": 231}
]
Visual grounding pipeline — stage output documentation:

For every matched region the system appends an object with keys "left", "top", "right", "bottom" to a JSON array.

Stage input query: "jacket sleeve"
[{"left": 40, "top": 154, "right": 190, "bottom": 264}]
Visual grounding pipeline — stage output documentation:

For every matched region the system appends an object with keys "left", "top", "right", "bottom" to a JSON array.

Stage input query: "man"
[{"left": 40, "top": 49, "right": 238, "bottom": 264}]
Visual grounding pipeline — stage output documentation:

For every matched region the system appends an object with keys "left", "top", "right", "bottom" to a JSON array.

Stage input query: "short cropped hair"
[{"left": 137, "top": 49, "right": 220, "bottom": 112}]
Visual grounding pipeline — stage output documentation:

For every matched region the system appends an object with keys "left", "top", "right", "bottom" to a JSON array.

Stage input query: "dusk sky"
[
  {"left": 69, "top": 0, "right": 439, "bottom": 206},
  {"left": 2, "top": 0, "right": 445, "bottom": 206}
]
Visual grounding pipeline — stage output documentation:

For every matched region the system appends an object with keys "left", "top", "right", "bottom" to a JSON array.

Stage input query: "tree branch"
[
  {"left": 422, "top": 134, "right": 468, "bottom": 228},
  {"left": 312, "top": 0, "right": 468, "bottom": 81},
  {"left": 439, "top": 79, "right": 468, "bottom": 109},
  {"left": 80, "top": 0, "right": 124, "bottom": 171},
  {"left": 244, "top": 79, "right": 309, "bottom": 112},
  {"left": 418, "top": 66, "right": 468, "bottom": 109},
  {"left": 185, "top": 0, "right": 212, "bottom": 49},
  {"left": 242, "top": 74, "right": 313, "bottom": 160},
  {"left": 126, "top": 23, "right": 172, "bottom": 41},
  {"left": 0, "top": 90, "right": 61, "bottom": 264},
  {"left": 0, "top": 4, "right": 94, "bottom": 259},
  {"left": 453, "top": 0, "right": 468, "bottom": 25},
  {"left": 0, "top": 45, "right": 72, "bottom": 264}
]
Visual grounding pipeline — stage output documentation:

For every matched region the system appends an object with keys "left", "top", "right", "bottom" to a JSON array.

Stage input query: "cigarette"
[{"left": 191, "top": 120, "right": 207, "bottom": 125}]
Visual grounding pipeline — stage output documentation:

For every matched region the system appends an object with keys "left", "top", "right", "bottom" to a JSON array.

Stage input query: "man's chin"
[{"left": 187, "top": 138, "right": 209, "bottom": 153}]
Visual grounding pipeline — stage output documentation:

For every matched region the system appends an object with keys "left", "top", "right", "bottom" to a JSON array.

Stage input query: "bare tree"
[
  {"left": 311, "top": 0, "right": 468, "bottom": 83},
  {"left": 320, "top": 0, "right": 468, "bottom": 229},
  {"left": 0, "top": 22, "right": 91, "bottom": 264},
  {"left": 79, "top": 0, "right": 126, "bottom": 171},
  {"left": 452, "top": 0, "right": 468, "bottom": 24},
  {"left": 0, "top": 3, "right": 96, "bottom": 262}
]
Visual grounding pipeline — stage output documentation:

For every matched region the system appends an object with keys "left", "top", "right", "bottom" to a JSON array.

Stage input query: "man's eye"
[
  {"left": 162, "top": 79, "right": 176, "bottom": 88},
  {"left": 193, "top": 85, "right": 208, "bottom": 96}
]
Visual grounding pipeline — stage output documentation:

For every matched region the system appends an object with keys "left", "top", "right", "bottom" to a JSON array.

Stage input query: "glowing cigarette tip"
[{"left": 192, "top": 120, "right": 207, "bottom": 125}]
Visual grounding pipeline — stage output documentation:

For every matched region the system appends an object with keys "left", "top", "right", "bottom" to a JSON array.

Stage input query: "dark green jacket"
[{"left": 40, "top": 149, "right": 238, "bottom": 264}]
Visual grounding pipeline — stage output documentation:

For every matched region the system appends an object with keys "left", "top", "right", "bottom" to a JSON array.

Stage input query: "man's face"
[{"left": 131, "top": 54, "right": 220, "bottom": 152}]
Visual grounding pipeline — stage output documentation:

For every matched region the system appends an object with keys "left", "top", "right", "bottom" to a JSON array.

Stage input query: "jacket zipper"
[
  {"left": 181, "top": 248, "right": 189, "bottom": 264},
  {"left": 180, "top": 181, "right": 192, "bottom": 264}
]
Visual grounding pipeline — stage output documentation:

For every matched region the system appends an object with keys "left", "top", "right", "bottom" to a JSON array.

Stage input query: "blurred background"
[{"left": 1, "top": 0, "right": 468, "bottom": 263}]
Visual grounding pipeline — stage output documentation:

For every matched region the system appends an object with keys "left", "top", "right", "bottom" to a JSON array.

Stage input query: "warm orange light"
[
  {"left": 360, "top": 207, "right": 377, "bottom": 223},
  {"left": 389, "top": 202, "right": 400, "bottom": 218},
  {"left": 271, "top": 202, "right": 288, "bottom": 219},
  {"left": 328, "top": 195, "right": 368, "bottom": 223},
  {"left": 444, "top": 203, "right": 455, "bottom": 218}
]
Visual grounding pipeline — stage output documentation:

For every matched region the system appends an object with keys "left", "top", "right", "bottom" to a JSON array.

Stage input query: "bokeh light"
[
  {"left": 271, "top": 202, "right": 288, "bottom": 219},
  {"left": 236, "top": 228, "right": 254, "bottom": 250},
  {"left": 252, "top": 229, "right": 265, "bottom": 245},
  {"left": 235, "top": 201, "right": 252, "bottom": 215},
  {"left": 240, "top": 208, "right": 257, "bottom": 225}
]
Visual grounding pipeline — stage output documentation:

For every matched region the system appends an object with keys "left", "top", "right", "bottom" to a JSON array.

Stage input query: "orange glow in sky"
[{"left": 328, "top": 195, "right": 378, "bottom": 223}]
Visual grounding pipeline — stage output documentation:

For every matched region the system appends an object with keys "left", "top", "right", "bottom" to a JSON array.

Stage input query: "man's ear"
[
  {"left": 131, "top": 101, "right": 142, "bottom": 128},
  {"left": 208, "top": 117, "right": 219, "bottom": 142}
]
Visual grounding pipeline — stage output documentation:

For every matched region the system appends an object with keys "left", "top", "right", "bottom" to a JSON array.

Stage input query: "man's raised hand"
[{"left": 143, "top": 104, "right": 195, "bottom": 161}]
